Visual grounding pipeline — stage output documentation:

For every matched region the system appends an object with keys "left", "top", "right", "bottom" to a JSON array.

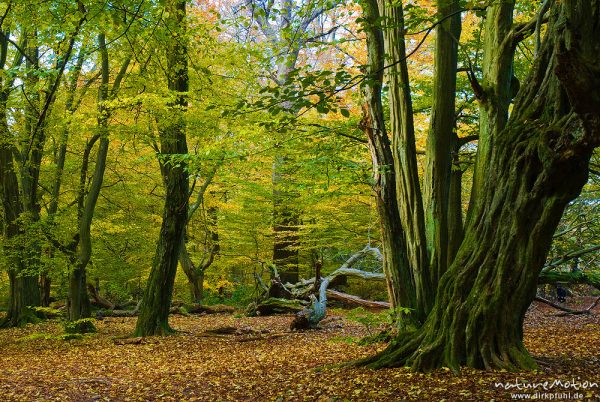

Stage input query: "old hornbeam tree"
[
  {"left": 359, "top": 0, "right": 600, "bottom": 371},
  {"left": 134, "top": 0, "right": 189, "bottom": 336}
]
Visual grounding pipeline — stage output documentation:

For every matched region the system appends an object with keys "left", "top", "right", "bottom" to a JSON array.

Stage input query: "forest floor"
[{"left": 0, "top": 298, "right": 598, "bottom": 401}]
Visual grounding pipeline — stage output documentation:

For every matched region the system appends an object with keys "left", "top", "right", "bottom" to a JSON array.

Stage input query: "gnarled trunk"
[{"left": 359, "top": 0, "right": 600, "bottom": 371}]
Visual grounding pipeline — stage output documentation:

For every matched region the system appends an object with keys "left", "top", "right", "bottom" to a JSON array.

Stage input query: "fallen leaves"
[{"left": 0, "top": 301, "right": 597, "bottom": 401}]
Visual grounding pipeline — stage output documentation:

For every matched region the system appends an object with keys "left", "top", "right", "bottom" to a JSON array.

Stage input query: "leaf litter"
[{"left": 0, "top": 299, "right": 598, "bottom": 401}]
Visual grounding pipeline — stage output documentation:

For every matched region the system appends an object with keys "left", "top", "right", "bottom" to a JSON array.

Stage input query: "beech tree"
[
  {"left": 134, "top": 0, "right": 189, "bottom": 336},
  {"left": 358, "top": 0, "right": 600, "bottom": 371}
]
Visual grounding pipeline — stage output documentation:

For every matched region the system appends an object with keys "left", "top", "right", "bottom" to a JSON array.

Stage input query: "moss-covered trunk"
[
  {"left": 134, "top": 0, "right": 189, "bottom": 337},
  {"left": 360, "top": 0, "right": 600, "bottom": 371}
]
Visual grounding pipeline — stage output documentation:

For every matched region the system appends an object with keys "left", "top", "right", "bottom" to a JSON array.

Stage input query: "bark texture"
[
  {"left": 359, "top": 0, "right": 600, "bottom": 371},
  {"left": 360, "top": 0, "right": 419, "bottom": 328},
  {"left": 378, "top": 0, "right": 431, "bottom": 318},
  {"left": 423, "top": 0, "right": 461, "bottom": 285}
]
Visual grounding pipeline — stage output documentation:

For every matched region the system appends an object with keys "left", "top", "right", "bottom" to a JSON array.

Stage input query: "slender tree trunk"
[
  {"left": 179, "top": 244, "right": 203, "bottom": 302},
  {"left": 446, "top": 135, "right": 464, "bottom": 266},
  {"left": 44, "top": 47, "right": 86, "bottom": 306},
  {"left": 423, "top": 0, "right": 461, "bottom": 285},
  {"left": 359, "top": 0, "right": 600, "bottom": 371},
  {"left": 360, "top": 0, "right": 419, "bottom": 328},
  {"left": 469, "top": 0, "right": 515, "bottom": 209},
  {"left": 272, "top": 156, "right": 300, "bottom": 284},
  {"left": 134, "top": 0, "right": 189, "bottom": 336},
  {"left": 68, "top": 34, "right": 130, "bottom": 321},
  {"left": 377, "top": 0, "right": 431, "bottom": 319}
]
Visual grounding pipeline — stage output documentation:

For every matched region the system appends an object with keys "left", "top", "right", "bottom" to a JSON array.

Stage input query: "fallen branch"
[
  {"left": 87, "top": 284, "right": 115, "bottom": 310},
  {"left": 326, "top": 289, "right": 390, "bottom": 309},
  {"left": 534, "top": 296, "right": 600, "bottom": 315}
]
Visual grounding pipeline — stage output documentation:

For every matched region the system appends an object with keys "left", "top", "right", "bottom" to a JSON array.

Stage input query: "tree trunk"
[
  {"left": 272, "top": 154, "right": 300, "bottom": 284},
  {"left": 68, "top": 265, "right": 91, "bottom": 321},
  {"left": 423, "top": 0, "right": 461, "bottom": 284},
  {"left": 377, "top": 0, "right": 431, "bottom": 318},
  {"left": 359, "top": 0, "right": 600, "bottom": 371},
  {"left": 178, "top": 160, "right": 220, "bottom": 301},
  {"left": 360, "top": 0, "right": 419, "bottom": 328},
  {"left": 68, "top": 33, "right": 128, "bottom": 321},
  {"left": 0, "top": 40, "right": 39, "bottom": 326},
  {"left": 179, "top": 244, "right": 204, "bottom": 302},
  {"left": 446, "top": 135, "right": 464, "bottom": 266},
  {"left": 39, "top": 273, "right": 51, "bottom": 307},
  {"left": 44, "top": 46, "right": 86, "bottom": 307},
  {"left": 469, "top": 0, "right": 515, "bottom": 207},
  {"left": 134, "top": 0, "right": 189, "bottom": 337}
]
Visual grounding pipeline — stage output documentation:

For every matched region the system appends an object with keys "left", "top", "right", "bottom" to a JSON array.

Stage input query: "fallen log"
[
  {"left": 87, "top": 284, "right": 115, "bottom": 310},
  {"left": 183, "top": 304, "right": 235, "bottom": 314},
  {"left": 251, "top": 246, "right": 387, "bottom": 322},
  {"left": 254, "top": 298, "right": 307, "bottom": 315},
  {"left": 101, "top": 309, "right": 137, "bottom": 317}
]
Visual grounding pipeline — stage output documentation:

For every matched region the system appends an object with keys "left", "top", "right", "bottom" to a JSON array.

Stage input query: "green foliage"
[
  {"left": 345, "top": 307, "right": 388, "bottom": 336},
  {"left": 202, "top": 284, "right": 256, "bottom": 308}
]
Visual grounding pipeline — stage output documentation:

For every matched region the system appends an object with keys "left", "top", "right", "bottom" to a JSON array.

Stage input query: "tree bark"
[
  {"left": 423, "top": 0, "right": 461, "bottom": 284},
  {"left": 377, "top": 0, "right": 431, "bottom": 318},
  {"left": 469, "top": 0, "right": 515, "bottom": 208},
  {"left": 134, "top": 0, "right": 189, "bottom": 336},
  {"left": 360, "top": 0, "right": 419, "bottom": 329},
  {"left": 178, "top": 161, "right": 220, "bottom": 301},
  {"left": 446, "top": 134, "right": 464, "bottom": 266},
  {"left": 359, "top": 0, "right": 600, "bottom": 371}
]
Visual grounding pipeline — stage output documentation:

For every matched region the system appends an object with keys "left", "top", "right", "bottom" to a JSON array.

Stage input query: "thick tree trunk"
[
  {"left": 2, "top": 272, "right": 40, "bottom": 327},
  {"left": 134, "top": 0, "right": 189, "bottom": 337},
  {"left": 39, "top": 273, "right": 51, "bottom": 307},
  {"left": 0, "top": 46, "right": 40, "bottom": 326},
  {"left": 359, "top": 0, "right": 600, "bottom": 371}
]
